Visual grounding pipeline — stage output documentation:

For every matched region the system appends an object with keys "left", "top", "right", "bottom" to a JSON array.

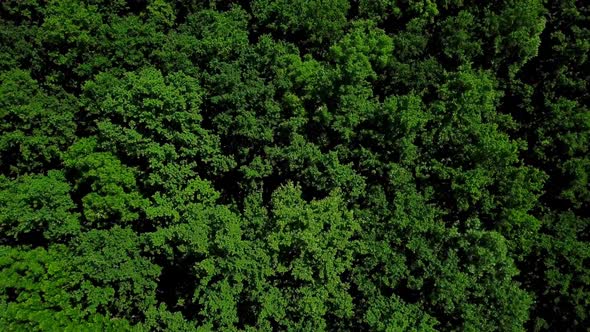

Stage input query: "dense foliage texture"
[{"left": 1, "top": 0, "right": 589, "bottom": 331}]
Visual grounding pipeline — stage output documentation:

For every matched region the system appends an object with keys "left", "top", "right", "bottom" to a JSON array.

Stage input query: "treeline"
[{"left": 0, "top": 0, "right": 588, "bottom": 331}]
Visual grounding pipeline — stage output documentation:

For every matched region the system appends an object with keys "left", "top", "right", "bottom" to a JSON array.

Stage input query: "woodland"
[{"left": 0, "top": 0, "right": 589, "bottom": 331}]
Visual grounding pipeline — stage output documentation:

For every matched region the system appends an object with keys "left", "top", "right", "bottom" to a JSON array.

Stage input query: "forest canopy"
[{"left": 0, "top": 0, "right": 589, "bottom": 331}]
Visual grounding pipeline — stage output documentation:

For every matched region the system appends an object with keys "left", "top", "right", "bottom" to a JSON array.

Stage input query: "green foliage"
[
  {"left": 258, "top": 184, "right": 360, "bottom": 330},
  {"left": 0, "top": 246, "right": 136, "bottom": 331},
  {"left": 0, "top": 70, "right": 77, "bottom": 176},
  {"left": 69, "top": 227, "right": 161, "bottom": 318},
  {"left": 83, "top": 67, "right": 234, "bottom": 185},
  {"left": 1, "top": 1, "right": 588, "bottom": 331},
  {"left": 252, "top": 0, "right": 350, "bottom": 45},
  {"left": 64, "top": 138, "right": 148, "bottom": 227},
  {"left": 0, "top": 171, "right": 79, "bottom": 242}
]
